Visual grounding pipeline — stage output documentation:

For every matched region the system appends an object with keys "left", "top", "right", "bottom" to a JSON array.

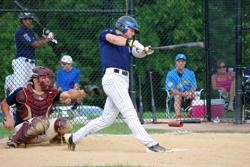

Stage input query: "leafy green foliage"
[{"left": 134, "top": 0, "right": 203, "bottom": 88}]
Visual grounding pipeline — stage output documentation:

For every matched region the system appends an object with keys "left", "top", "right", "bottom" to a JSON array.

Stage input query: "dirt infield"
[{"left": 1, "top": 133, "right": 250, "bottom": 167}]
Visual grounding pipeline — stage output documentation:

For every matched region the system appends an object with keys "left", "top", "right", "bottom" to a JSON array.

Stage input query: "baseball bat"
[
  {"left": 138, "top": 75, "right": 144, "bottom": 124},
  {"left": 154, "top": 120, "right": 184, "bottom": 127},
  {"left": 14, "top": 0, "right": 45, "bottom": 29},
  {"left": 149, "top": 71, "right": 157, "bottom": 123},
  {"left": 14, "top": 0, "right": 58, "bottom": 44},
  {"left": 150, "top": 41, "right": 204, "bottom": 50}
]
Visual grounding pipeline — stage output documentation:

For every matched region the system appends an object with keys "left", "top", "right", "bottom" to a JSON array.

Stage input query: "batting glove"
[
  {"left": 144, "top": 46, "right": 154, "bottom": 55},
  {"left": 47, "top": 32, "right": 54, "bottom": 39},
  {"left": 126, "top": 39, "right": 145, "bottom": 50},
  {"left": 42, "top": 28, "right": 51, "bottom": 36},
  {"left": 46, "top": 32, "right": 58, "bottom": 44}
]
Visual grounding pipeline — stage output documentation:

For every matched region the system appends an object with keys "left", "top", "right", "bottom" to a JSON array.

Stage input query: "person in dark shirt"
[
  {"left": 64, "top": 16, "right": 169, "bottom": 153},
  {"left": 11, "top": 12, "right": 54, "bottom": 93}
]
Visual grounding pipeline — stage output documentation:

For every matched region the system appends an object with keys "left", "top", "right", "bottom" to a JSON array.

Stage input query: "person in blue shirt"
[
  {"left": 56, "top": 55, "right": 81, "bottom": 91},
  {"left": 11, "top": 12, "right": 54, "bottom": 93},
  {"left": 165, "top": 53, "right": 197, "bottom": 118},
  {"left": 64, "top": 16, "right": 169, "bottom": 153}
]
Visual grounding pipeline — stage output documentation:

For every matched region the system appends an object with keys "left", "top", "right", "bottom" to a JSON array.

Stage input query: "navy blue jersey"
[
  {"left": 15, "top": 26, "right": 36, "bottom": 59},
  {"left": 98, "top": 28, "right": 131, "bottom": 71},
  {"left": 5, "top": 88, "right": 61, "bottom": 126}
]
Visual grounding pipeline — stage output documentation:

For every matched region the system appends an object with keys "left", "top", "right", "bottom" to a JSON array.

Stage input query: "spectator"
[
  {"left": 56, "top": 55, "right": 81, "bottom": 91},
  {"left": 12, "top": 12, "right": 54, "bottom": 91},
  {"left": 1, "top": 66, "right": 86, "bottom": 148},
  {"left": 165, "top": 53, "right": 197, "bottom": 118},
  {"left": 211, "top": 59, "right": 235, "bottom": 111}
]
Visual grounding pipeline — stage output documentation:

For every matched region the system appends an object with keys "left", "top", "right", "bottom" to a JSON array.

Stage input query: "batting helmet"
[
  {"left": 18, "top": 12, "right": 34, "bottom": 20},
  {"left": 115, "top": 16, "right": 139, "bottom": 33},
  {"left": 31, "top": 66, "right": 54, "bottom": 79}
]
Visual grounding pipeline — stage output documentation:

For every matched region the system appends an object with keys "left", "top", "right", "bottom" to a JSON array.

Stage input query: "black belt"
[
  {"left": 25, "top": 58, "right": 35, "bottom": 64},
  {"left": 113, "top": 69, "right": 128, "bottom": 76}
]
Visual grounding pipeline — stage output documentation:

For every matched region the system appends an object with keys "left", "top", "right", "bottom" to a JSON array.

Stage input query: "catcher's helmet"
[
  {"left": 115, "top": 16, "right": 139, "bottom": 33},
  {"left": 18, "top": 12, "right": 34, "bottom": 20},
  {"left": 31, "top": 66, "right": 54, "bottom": 78},
  {"left": 31, "top": 66, "right": 55, "bottom": 91}
]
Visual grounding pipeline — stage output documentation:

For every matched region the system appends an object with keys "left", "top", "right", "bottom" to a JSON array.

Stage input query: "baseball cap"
[
  {"left": 175, "top": 54, "right": 187, "bottom": 61},
  {"left": 60, "top": 55, "right": 72, "bottom": 64}
]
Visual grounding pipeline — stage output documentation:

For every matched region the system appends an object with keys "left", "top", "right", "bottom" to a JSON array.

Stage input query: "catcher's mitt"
[{"left": 83, "top": 85, "right": 101, "bottom": 96}]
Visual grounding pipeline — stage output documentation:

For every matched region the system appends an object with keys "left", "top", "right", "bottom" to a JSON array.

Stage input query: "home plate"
[
  {"left": 170, "top": 148, "right": 190, "bottom": 152},
  {"left": 146, "top": 148, "right": 190, "bottom": 153}
]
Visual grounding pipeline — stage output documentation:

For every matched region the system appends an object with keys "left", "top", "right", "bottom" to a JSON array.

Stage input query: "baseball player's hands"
[
  {"left": 144, "top": 46, "right": 154, "bottom": 55},
  {"left": 4, "top": 116, "right": 15, "bottom": 130},
  {"left": 126, "top": 39, "right": 145, "bottom": 50},
  {"left": 42, "top": 28, "right": 51, "bottom": 37},
  {"left": 132, "top": 47, "right": 146, "bottom": 58},
  {"left": 42, "top": 28, "right": 58, "bottom": 44},
  {"left": 46, "top": 32, "right": 54, "bottom": 40},
  {"left": 47, "top": 32, "right": 58, "bottom": 44}
]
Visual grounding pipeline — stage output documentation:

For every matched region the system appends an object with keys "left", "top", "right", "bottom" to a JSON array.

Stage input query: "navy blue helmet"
[
  {"left": 18, "top": 12, "right": 34, "bottom": 20},
  {"left": 115, "top": 16, "right": 139, "bottom": 33}
]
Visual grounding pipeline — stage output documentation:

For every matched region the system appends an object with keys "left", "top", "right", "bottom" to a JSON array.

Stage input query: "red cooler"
[{"left": 192, "top": 99, "right": 225, "bottom": 118}]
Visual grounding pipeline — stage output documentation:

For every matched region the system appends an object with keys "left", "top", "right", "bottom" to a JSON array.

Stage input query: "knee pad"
[
  {"left": 54, "top": 118, "right": 73, "bottom": 134},
  {"left": 26, "top": 116, "right": 50, "bottom": 137},
  {"left": 12, "top": 116, "right": 49, "bottom": 145}
]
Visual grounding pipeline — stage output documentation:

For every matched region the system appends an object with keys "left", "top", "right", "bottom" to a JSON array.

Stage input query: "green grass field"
[{"left": 0, "top": 123, "right": 169, "bottom": 139}]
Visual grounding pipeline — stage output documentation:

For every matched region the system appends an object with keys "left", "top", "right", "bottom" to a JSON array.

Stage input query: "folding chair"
[{"left": 165, "top": 89, "right": 204, "bottom": 118}]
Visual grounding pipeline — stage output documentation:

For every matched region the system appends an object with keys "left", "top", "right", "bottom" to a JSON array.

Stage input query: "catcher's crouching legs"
[
  {"left": 7, "top": 116, "right": 50, "bottom": 148},
  {"left": 49, "top": 118, "right": 73, "bottom": 144}
]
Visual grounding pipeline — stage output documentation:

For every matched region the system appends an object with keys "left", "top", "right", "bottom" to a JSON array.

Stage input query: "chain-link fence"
[
  {"left": 0, "top": 0, "right": 250, "bottom": 125},
  {"left": 242, "top": 0, "right": 250, "bottom": 121}
]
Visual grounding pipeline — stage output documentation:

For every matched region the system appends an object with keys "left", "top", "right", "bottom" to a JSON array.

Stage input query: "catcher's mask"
[
  {"left": 31, "top": 66, "right": 55, "bottom": 91},
  {"left": 115, "top": 16, "right": 139, "bottom": 33}
]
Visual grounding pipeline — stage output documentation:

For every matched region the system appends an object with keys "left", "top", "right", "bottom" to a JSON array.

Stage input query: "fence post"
[
  {"left": 127, "top": 0, "right": 138, "bottom": 114},
  {"left": 235, "top": 0, "right": 243, "bottom": 124}
]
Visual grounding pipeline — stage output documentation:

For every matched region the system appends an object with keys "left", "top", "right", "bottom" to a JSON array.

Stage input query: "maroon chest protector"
[{"left": 16, "top": 84, "right": 59, "bottom": 120}]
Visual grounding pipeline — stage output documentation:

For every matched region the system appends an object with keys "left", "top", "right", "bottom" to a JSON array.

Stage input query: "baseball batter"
[
  {"left": 65, "top": 16, "right": 169, "bottom": 152},
  {"left": 12, "top": 12, "right": 54, "bottom": 93}
]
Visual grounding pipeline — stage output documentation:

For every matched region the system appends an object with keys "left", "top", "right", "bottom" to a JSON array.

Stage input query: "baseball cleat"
[
  {"left": 68, "top": 135, "right": 76, "bottom": 151},
  {"left": 64, "top": 133, "right": 76, "bottom": 151},
  {"left": 146, "top": 144, "right": 172, "bottom": 153},
  {"left": 6, "top": 138, "right": 18, "bottom": 148}
]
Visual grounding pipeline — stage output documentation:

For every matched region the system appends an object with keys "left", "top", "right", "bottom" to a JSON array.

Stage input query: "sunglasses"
[
  {"left": 61, "top": 62, "right": 70, "bottom": 66},
  {"left": 217, "top": 65, "right": 226, "bottom": 69}
]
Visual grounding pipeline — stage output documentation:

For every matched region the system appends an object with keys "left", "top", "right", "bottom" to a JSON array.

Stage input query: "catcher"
[{"left": 0, "top": 66, "right": 87, "bottom": 148}]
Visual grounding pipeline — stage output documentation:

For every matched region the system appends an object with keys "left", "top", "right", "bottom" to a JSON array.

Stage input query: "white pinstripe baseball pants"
[
  {"left": 12, "top": 57, "right": 35, "bottom": 91},
  {"left": 72, "top": 68, "right": 157, "bottom": 147}
]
